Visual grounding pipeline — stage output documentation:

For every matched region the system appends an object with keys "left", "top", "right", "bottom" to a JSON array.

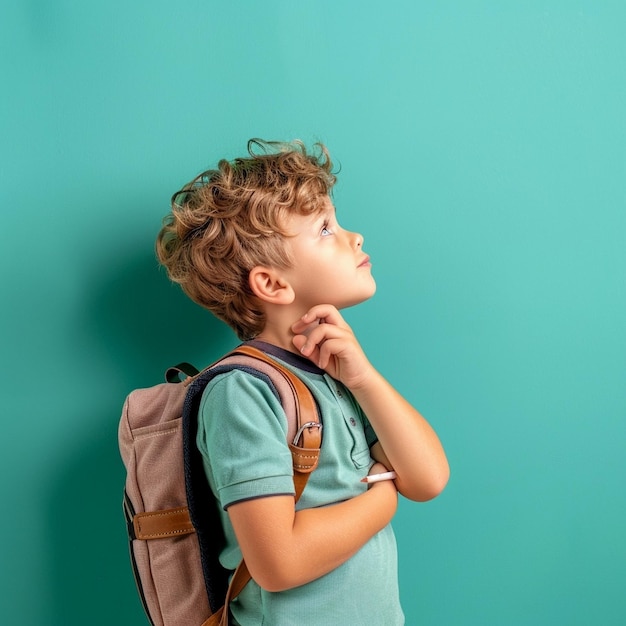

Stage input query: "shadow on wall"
[
  {"left": 82, "top": 241, "right": 237, "bottom": 385},
  {"left": 43, "top": 244, "right": 235, "bottom": 625}
]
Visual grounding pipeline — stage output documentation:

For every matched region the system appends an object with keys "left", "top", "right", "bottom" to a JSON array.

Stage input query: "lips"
[{"left": 358, "top": 256, "right": 371, "bottom": 267}]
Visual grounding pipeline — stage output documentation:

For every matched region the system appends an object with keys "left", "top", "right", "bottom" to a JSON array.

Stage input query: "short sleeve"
[{"left": 197, "top": 369, "right": 296, "bottom": 510}]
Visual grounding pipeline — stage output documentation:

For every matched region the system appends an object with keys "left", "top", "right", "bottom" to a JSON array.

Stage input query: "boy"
[{"left": 156, "top": 140, "right": 449, "bottom": 625}]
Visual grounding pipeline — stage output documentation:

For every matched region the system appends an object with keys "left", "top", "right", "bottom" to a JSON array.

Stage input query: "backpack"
[{"left": 118, "top": 343, "right": 322, "bottom": 626}]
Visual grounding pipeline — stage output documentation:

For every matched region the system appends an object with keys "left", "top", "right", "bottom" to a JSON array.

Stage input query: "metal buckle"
[{"left": 292, "top": 421, "right": 323, "bottom": 446}]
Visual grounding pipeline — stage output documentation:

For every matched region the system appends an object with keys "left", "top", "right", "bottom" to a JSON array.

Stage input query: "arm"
[
  {"left": 292, "top": 305, "right": 450, "bottom": 502},
  {"left": 228, "top": 462, "right": 396, "bottom": 592},
  {"left": 201, "top": 371, "right": 398, "bottom": 592}
]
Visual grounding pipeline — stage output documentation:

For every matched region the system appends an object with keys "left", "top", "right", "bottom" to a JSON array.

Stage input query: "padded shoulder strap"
[
  {"left": 183, "top": 344, "right": 322, "bottom": 615},
  {"left": 226, "top": 345, "right": 322, "bottom": 480}
]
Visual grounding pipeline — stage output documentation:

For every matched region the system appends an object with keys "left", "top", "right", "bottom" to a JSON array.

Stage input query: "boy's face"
[{"left": 281, "top": 197, "right": 376, "bottom": 311}]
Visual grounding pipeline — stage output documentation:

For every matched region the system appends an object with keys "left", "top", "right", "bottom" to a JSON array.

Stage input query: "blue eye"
[{"left": 321, "top": 222, "right": 333, "bottom": 236}]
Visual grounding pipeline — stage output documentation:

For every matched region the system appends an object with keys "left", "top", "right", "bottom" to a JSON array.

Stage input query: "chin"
[
  {"left": 360, "top": 280, "right": 377, "bottom": 301},
  {"left": 340, "top": 290, "right": 377, "bottom": 310}
]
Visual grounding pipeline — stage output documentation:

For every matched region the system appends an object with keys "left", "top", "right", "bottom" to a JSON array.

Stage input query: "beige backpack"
[{"left": 118, "top": 344, "right": 322, "bottom": 626}]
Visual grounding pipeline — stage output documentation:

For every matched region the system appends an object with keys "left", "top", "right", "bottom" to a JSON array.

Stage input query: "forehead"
[
  {"left": 282, "top": 196, "right": 336, "bottom": 232},
  {"left": 302, "top": 195, "right": 336, "bottom": 220}
]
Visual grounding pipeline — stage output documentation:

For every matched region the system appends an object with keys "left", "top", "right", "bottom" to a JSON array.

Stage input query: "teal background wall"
[{"left": 2, "top": 2, "right": 625, "bottom": 624}]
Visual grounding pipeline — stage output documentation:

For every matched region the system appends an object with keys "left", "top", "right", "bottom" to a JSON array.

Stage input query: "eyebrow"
[
  {"left": 317, "top": 203, "right": 336, "bottom": 220},
  {"left": 313, "top": 209, "right": 334, "bottom": 232}
]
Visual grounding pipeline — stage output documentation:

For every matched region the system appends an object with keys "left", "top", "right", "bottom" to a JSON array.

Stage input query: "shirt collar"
[{"left": 243, "top": 339, "right": 325, "bottom": 375}]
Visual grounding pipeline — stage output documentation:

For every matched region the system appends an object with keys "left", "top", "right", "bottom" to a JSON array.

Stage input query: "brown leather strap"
[
  {"left": 292, "top": 466, "right": 311, "bottom": 502},
  {"left": 290, "top": 442, "right": 321, "bottom": 476},
  {"left": 210, "top": 345, "right": 322, "bottom": 619},
  {"left": 220, "top": 561, "right": 250, "bottom": 626},
  {"left": 230, "top": 345, "right": 320, "bottom": 445},
  {"left": 200, "top": 561, "right": 251, "bottom": 626},
  {"left": 226, "top": 346, "right": 322, "bottom": 500},
  {"left": 133, "top": 506, "right": 194, "bottom": 540}
]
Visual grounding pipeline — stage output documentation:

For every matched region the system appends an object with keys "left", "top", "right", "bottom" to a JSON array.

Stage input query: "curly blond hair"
[{"left": 156, "top": 139, "right": 336, "bottom": 339}]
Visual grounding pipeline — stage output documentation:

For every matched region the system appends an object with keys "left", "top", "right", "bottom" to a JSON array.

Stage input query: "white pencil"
[{"left": 360, "top": 471, "right": 397, "bottom": 484}]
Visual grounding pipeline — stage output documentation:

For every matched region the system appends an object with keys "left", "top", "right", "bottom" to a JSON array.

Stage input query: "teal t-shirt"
[{"left": 197, "top": 342, "right": 404, "bottom": 625}]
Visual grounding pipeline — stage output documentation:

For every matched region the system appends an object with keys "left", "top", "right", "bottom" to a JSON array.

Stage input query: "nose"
[{"left": 351, "top": 231, "right": 363, "bottom": 249}]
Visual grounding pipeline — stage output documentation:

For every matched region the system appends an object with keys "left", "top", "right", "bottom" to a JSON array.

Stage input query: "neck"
[
  {"left": 254, "top": 323, "right": 299, "bottom": 354},
  {"left": 254, "top": 305, "right": 308, "bottom": 354}
]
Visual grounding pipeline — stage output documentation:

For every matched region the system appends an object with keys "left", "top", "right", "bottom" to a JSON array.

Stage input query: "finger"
[
  {"left": 293, "top": 305, "right": 347, "bottom": 331},
  {"left": 290, "top": 317, "right": 321, "bottom": 336},
  {"left": 298, "top": 324, "right": 346, "bottom": 358},
  {"left": 317, "top": 338, "right": 349, "bottom": 369},
  {"left": 292, "top": 333, "right": 321, "bottom": 362},
  {"left": 291, "top": 334, "right": 307, "bottom": 354},
  {"left": 291, "top": 332, "right": 323, "bottom": 366}
]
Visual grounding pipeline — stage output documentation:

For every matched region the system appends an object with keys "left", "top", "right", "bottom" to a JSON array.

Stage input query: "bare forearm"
[
  {"left": 352, "top": 369, "right": 450, "bottom": 501},
  {"left": 291, "top": 305, "right": 448, "bottom": 501},
  {"left": 229, "top": 480, "right": 397, "bottom": 592},
  {"left": 289, "top": 483, "right": 395, "bottom": 584}
]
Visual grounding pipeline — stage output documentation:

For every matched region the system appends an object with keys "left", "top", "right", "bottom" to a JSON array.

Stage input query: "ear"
[{"left": 248, "top": 266, "right": 295, "bottom": 305}]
